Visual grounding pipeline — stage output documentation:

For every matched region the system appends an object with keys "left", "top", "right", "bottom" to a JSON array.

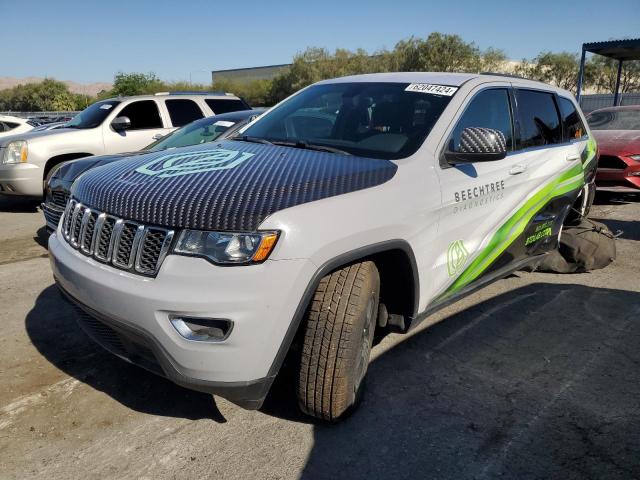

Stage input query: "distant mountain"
[{"left": 0, "top": 77, "right": 112, "bottom": 96}]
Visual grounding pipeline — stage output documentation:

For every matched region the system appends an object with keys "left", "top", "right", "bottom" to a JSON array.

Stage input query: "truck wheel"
[{"left": 297, "top": 261, "right": 380, "bottom": 421}]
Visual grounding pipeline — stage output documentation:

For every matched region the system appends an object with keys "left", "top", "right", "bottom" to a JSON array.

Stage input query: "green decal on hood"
[
  {"left": 135, "top": 148, "right": 255, "bottom": 178},
  {"left": 439, "top": 164, "right": 585, "bottom": 300}
]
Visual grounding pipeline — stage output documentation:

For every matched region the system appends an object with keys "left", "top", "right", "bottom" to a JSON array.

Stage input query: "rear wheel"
[{"left": 297, "top": 261, "right": 380, "bottom": 421}]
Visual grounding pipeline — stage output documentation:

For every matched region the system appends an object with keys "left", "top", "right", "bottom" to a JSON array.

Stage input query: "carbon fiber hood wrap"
[
  {"left": 71, "top": 140, "right": 397, "bottom": 231},
  {"left": 57, "top": 152, "right": 143, "bottom": 182}
]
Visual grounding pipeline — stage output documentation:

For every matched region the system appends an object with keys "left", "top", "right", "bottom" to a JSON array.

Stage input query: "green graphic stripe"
[
  {"left": 444, "top": 164, "right": 584, "bottom": 297},
  {"left": 582, "top": 137, "right": 597, "bottom": 169}
]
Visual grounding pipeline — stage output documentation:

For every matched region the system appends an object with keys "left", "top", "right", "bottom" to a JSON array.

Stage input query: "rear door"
[
  {"left": 508, "top": 88, "right": 586, "bottom": 257},
  {"left": 103, "top": 100, "right": 173, "bottom": 153},
  {"left": 164, "top": 98, "right": 206, "bottom": 128}
]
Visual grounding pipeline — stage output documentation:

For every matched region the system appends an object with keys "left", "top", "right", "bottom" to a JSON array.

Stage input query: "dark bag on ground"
[{"left": 536, "top": 219, "right": 616, "bottom": 273}]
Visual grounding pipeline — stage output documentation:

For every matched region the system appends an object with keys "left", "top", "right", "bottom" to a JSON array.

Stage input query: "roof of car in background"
[
  {"left": 100, "top": 91, "right": 245, "bottom": 102},
  {"left": 177, "top": 109, "right": 266, "bottom": 127},
  {"left": 0, "top": 114, "right": 29, "bottom": 123},
  {"left": 589, "top": 105, "right": 640, "bottom": 113}
]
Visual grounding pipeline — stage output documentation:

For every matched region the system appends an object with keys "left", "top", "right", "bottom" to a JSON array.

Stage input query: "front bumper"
[
  {"left": 596, "top": 167, "right": 640, "bottom": 192},
  {"left": 0, "top": 163, "right": 43, "bottom": 197},
  {"left": 49, "top": 231, "right": 316, "bottom": 408}
]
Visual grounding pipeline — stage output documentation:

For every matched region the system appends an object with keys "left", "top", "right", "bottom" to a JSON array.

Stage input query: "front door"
[
  {"left": 430, "top": 86, "right": 533, "bottom": 303},
  {"left": 103, "top": 100, "right": 172, "bottom": 154}
]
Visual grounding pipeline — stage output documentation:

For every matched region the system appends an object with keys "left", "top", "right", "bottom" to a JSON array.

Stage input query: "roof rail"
[
  {"left": 480, "top": 72, "right": 545, "bottom": 83},
  {"left": 154, "top": 91, "right": 231, "bottom": 96}
]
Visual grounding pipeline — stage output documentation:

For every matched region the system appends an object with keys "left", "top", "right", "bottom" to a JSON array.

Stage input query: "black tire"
[{"left": 297, "top": 261, "right": 380, "bottom": 421}]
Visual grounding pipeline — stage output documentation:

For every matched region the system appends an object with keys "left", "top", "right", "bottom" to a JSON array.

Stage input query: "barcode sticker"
[{"left": 405, "top": 84, "right": 458, "bottom": 96}]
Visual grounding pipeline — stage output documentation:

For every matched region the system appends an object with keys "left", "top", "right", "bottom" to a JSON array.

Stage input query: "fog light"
[
  {"left": 628, "top": 171, "right": 640, "bottom": 177},
  {"left": 170, "top": 316, "right": 233, "bottom": 342}
]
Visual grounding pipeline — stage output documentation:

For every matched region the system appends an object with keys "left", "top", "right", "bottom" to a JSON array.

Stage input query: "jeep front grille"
[{"left": 61, "top": 199, "right": 174, "bottom": 277}]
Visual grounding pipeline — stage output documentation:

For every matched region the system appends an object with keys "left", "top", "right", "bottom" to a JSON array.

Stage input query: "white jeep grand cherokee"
[
  {"left": 0, "top": 92, "right": 249, "bottom": 197},
  {"left": 49, "top": 73, "right": 597, "bottom": 420}
]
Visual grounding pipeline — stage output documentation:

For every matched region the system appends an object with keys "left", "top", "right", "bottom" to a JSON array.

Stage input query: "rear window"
[
  {"left": 165, "top": 99, "right": 204, "bottom": 127},
  {"left": 516, "top": 90, "right": 562, "bottom": 148},
  {"left": 558, "top": 97, "right": 587, "bottom": 141},
  {"left": 587, "top": 109, "right": 640, "bottom": 131},
  {"left": 205, "top": 98, "right": 249, "bottom": 114}
]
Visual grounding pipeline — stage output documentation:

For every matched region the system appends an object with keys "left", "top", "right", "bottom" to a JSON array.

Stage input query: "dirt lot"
[{"left": 0, "top": 194, "right": 639, "bottom": 480}]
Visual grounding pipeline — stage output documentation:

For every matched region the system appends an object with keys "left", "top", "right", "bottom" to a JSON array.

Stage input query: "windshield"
[
  {"left": 587, "top": 109, "right": 640, "bottom": 131},
  {"left": 238, "top": 82, "right": 454, "bottom": 160},
  {"left": 146, "top": 116, "right": 237, "bottom": 151},
  {"left": 66, "top": 100, "right": 121, "bottom": 129}
]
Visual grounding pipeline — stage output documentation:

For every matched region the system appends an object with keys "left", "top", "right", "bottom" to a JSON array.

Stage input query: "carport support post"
[
  {"left": 576, "top": 46, "right": 586, "bottom": 104},
  {"left": 613, "top": 59, "right": 624, "bottom": 106}
]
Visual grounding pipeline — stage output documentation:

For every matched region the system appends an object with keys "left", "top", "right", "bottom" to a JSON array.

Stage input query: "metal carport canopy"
[{"left": 577, "top": 38, "right": 640, "bottom": 105}]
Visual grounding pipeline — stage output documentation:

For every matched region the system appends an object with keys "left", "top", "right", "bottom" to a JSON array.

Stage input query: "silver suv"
[
  {"left": 0, "top": 92, "right": 249, "bottom": 197},
  {"left": 50, "top": 73, "right": 596, "bottom": 421}
]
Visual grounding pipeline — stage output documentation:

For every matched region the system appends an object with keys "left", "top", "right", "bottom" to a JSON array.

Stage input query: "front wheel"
[{"left": 297, "top": 261, "right": 380, "bottom": 421}]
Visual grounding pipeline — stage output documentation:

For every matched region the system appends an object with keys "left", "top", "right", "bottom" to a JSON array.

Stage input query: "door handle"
[
  {"left": 509, "top": 164, "right": 527, "bottom": 175},
  {"left": 566, "top": 154, "right": 581, "bottom": 162},
  {"left": 152, "top": 133, "right": 164, "bottom": 140}
]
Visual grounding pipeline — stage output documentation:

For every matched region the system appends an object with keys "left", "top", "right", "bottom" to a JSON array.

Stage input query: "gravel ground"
[{"left": 0, "top": 193, "right": 638, "bottom": 480}]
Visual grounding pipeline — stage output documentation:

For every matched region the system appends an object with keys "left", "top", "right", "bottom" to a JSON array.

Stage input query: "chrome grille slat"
[
  {"left": 113, "top": 222, "right": 141, "bottom": 269},
  {"left": 63, "top": 199, "right": 77, "bottom": 239},
  {"left": 60, "top": 199, "right": 173, "bottom": 277},
  {"left": 69, "top": 204, "right": 85, "bottom": 247},
  {"left": 80, "top": 211, "right": 98, "bottom": 254}
]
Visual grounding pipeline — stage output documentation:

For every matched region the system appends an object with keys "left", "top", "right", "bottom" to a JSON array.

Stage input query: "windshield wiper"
[
  {"left": 271, "top": 140, "right": 352, "bottom": 156},
  {"left": 232, "top": 135, "right": 273, "bottom": 145}
]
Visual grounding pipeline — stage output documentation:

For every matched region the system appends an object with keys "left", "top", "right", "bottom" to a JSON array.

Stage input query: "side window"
[
  {"left": 0, "top": 121, "right": 18, "bottom": 132},
  {"left": 165, "top": 99, "right": 204, "bottom": 127},
  {"left": 117, "top": 100, "right": 163, "bottom": 130},
  {"left": 205, "top": 98, "right": 248, "bottom": 114},
  {"left": 558, "top": 97, "right": 587, "bottom": 141},
  {"left": 515, "top": 90, "right": 562, "bottom": 148},
  {"left": 449, "top": 88, "right": 514, "bottom": 152}
]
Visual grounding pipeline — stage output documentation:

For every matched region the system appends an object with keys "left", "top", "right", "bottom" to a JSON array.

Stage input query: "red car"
[{"left": 587, "top": 105, "right": 640, "bottom": 192}]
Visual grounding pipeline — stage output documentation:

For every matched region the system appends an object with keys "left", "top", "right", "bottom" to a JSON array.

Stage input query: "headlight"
[
  {"left": 2, "top": 141, "right": 28, "bottom": 164},
  {"left": 629, "top": 154, "right": 640, "bottom": 162},
  {"left": 173, "top": 230, "right": 279, "bottom": 264}
]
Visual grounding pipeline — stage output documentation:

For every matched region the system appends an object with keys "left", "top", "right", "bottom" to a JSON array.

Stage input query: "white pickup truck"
[{"left": 0, "top": 92, "right": 249, "bottom": 197}]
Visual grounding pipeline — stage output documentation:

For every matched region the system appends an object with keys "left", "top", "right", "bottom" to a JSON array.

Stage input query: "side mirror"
[
  {"left": 445, "top": 127, "right": 507, "bottom": 164},
  {"left": 111, "top": 116, "right": 131, "bottom": 132}
]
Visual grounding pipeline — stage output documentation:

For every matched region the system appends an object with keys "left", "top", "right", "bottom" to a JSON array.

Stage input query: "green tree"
[
  {"left": 514, "top": 52, "right": 582, "bottom": 92},
  {"left": 589, "top": 56, "right": 640, "bottom": 93},
  {"left": 392, "top": 33, "right": 505, "bottom": 72},
  {"left": 110, "top": 72, "right": 164, "bottom": 96},
  {"left": 0, "top": 78, "right": 76, "bottom": 111}
]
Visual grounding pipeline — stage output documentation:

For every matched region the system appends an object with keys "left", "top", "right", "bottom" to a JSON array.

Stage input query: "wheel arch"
[
  {"left": 266, "top": 240, "right": 419, "bottom": 380},
  {"left": 44, "top": 153, "right": 94, "bottom": 179}
]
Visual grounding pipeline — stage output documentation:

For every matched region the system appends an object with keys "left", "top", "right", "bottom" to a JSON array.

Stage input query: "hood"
[
  {"left": 55, "top": 152, "right": 145, "bottom": 182},
  {"left": 0, "top": 127, "right": 79, "bottom": 146},
  {"left": 71, "top": 140, "right": 398, "bottom": 231},
  {"left": 592, "top": 130, "right": 640, "bottom": 156}
]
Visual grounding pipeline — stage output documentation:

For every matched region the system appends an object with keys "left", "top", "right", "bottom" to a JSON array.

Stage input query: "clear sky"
[{"left": 1, "top": 0, "right": 638, "bottom": 84}]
